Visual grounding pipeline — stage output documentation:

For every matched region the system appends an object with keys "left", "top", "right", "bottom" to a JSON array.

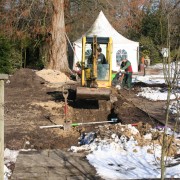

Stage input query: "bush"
[
  {"left": 139, "top": 36, "right": 162, "bottom": 64},
  {"left": 171, "top": 49, "right": 179, "bottom": 61},
  {"left": 0, "top": 36, "right": 22, "bottom": 74},
  {"left": 0, "top": 35, "right": 45, "bottom": 73}
]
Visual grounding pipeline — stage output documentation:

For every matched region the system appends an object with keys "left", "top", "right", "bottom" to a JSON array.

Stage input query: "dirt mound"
[
  {"left": 35, "top": 69, "right": 76, "bottom": 88},
  {"left": 7, "top": 68, "right": 74, "bottom": 90},
  {"left": 36, "top": 69, "right": 72, "bottom": 84},
  {"left": 8, "top": 68, "right": 45, "bottom": 89},
  {"left": 72, "top": 122, "right": 179, "bottom": 157}
]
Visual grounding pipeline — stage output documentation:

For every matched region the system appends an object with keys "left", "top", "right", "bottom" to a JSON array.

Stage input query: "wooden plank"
[
  {"left": 0, "top": 74, "right": 8, "bottom": 80},
  {"left": 0, "top": 80, "right": 4, "bottom": 180},
  {"left": 0, "top": 75, "right": 8, "bottom": 179},
  {"left": 11, "top": 150, "right": 102, "bottom": 180}
]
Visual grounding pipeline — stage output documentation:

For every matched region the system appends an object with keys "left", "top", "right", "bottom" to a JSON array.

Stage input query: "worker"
[
  {"left": 97, "top": 47, "right": 107, "bottom": 79},
  {"left": 74, "top": 61, "right": 81, "bottom": 77},
  {"left": 119, "top": 61, "right": 125, "bottom": 83},
  {"left": 120, "top": 59, "right": 133, "bottom": 89},
  {"left": 97, "top": 47, "right": 107, "bottom": 64},
  {"left": 87, "top": 43, "right": 93, "bottom": 65},
  {"left": 70, "top": 61, "right": 82, "bottom": 81},
  {"left": 87, "top": 46, "right": 107, "bottom": 64},
  {"left": 87, "top": 46, "right": 107, "bottom": 79},
  {"left": 112, "top": 61, "right": 125, "bottom": 86},
  {"left": 141, "top": 56, "right": 145, "bottom": 64}
]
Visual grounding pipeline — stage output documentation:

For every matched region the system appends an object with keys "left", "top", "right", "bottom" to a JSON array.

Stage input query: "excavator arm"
[{"left": 76, "top": 36, "right": 112, "bottom": 100}]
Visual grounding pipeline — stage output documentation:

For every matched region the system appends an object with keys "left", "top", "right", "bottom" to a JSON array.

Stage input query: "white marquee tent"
[{"left": 73, "top": 11, "right": 139, "bottom": 72}]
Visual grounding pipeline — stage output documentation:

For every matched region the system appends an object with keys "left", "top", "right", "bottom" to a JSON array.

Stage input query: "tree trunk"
[{"left": 48, "top": 0, "right": 71, "bottom": 73}]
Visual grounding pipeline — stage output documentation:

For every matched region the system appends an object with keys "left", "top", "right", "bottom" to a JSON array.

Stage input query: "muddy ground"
[{"left": 5, "top": 68, "right": 165, "bottom": 151}]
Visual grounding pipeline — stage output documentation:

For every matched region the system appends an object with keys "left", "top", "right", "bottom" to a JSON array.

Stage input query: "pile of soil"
[
  {"left": 74, "top": 122, "right": 179, "bottom": 157},
  {"left": 4, "top": 68, "right": 162, "bottom": 150}
]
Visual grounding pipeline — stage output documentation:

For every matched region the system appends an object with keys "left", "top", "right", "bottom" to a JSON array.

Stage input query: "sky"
[{"left": 4, "top": 63, "right": 180, "bottom": 179}]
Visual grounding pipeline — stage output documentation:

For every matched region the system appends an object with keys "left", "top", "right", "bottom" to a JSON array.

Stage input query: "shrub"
[
  {"left": 0, "top": 36, "right": 22, "bottom": 74},
  {"left": 139, "top": 36, "right": 162, "bottom": 64}
]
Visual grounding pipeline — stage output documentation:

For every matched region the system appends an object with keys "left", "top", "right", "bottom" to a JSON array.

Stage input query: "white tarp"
[{"left": 73, "top": 11, "right": 139, "bottom": 72}]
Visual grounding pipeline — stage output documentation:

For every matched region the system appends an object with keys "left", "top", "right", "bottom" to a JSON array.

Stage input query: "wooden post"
[{"left": 0, "top": 74, "right": 8, "bottom": 179}]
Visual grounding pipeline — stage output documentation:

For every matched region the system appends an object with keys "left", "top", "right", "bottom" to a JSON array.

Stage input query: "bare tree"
[
  {"left": 64, "top": 0, "right": 153, "bottom": 41},
  {"left": 160, "top": 1, "right": 180, "bottom": 179}
]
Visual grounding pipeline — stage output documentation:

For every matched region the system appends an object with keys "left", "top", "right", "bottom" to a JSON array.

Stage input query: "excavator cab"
[{"left": 76, "top": 36, "right": 113, "bottom": 100}]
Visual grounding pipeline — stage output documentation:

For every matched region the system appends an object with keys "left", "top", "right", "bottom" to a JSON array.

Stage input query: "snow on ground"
[
  {"left": 133, "top": 75, "right": 165, "bottom": 84},
  {"left": 137, "top": 87, "right": 180, "bottom": 101},
  {"left": 133, "top": 61, "right": 180, "bottom": 86},
  {"left": 148, "top": 63, "right": 164, "bottom": 69},
  {"left": 134, "top": 68, "right": 180, "bottom": 116},
  {"left": 169, "top": 100, "right": 180, "bottom": 114},
  {"left": 149, "top": 62, "right": 180, "bottom": 71},
  {"left": 4, "top": 148, "right": 37, "bottom": 179},
  {"left": 70, "top": 124, "right": 180, "bottom": 180},
  {"left": 132, "top": 62, "right": 180, "bottom": 103},
  {"left": 4, "top": 148, "right": 19, "bottom": 180},
  {"left": 133, "top": 65, "right": 180, "bottom": 113}
]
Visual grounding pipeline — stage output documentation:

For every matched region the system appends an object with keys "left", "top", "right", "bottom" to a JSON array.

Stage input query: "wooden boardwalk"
[{"left": 11, "top": 150, "right": 103, "bottom": 180}]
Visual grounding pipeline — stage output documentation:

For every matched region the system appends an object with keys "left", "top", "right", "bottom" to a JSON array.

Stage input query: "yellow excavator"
[{"left": 76, "top": 35, "right": 113, "bottom": 100}]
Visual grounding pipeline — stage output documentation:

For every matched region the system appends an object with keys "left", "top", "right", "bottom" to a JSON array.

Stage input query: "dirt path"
[
  {"left": 118, "top": 86, "right": 179, "bottom": 131},
  {"left": 118, "top": 88, "right": 166, "bottom": 125}
]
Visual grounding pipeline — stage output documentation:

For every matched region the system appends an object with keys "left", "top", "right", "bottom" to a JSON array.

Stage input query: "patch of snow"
[
  {"left": 144, "top": 133, "right": 152, "bottom": 140},
  {"left": 4, "top": 148, "right": 19, "bottom": 165},
  {"left": 127, "top": 124, "right": 139, "bottom": 135},
  {"left": 149, "top": 63, "right": 164, "bottom": 69},
  {"left": 169, "top": 100, "right": 180, "bottom": 114},
  {"left": 71, "top": 125, "right": 180, "bottom": 180},
  {"left": 20, "top": 148, "right": 37, "bottom": 152},
  {"left": 133, "top": 75, "right": 165, "bottom": 85},
  {"left": 4, "top": 165, "right": 11, "bottom": 180},
  {"left": 4, "top": 148, "right": 19, "bottom": 180},
  {"left": 137, "top": 87, "right": 180, "bottom": 101},
  {"left": 115, "top": 84, "right": 121, "bottom": 90}
]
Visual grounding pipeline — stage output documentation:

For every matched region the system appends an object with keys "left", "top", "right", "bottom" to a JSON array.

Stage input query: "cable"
[{"left": 64, "top": 32, "right": 80, "bottom": 63}]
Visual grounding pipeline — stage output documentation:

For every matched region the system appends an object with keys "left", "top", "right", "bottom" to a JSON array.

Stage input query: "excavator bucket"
[{"left": 76, "top": 87, "right": 111, "bottom": 100}]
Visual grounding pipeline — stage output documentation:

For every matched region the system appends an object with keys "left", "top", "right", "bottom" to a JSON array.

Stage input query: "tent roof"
[{"left": 74, "top": 11, "right": 138, "bottom": 45}]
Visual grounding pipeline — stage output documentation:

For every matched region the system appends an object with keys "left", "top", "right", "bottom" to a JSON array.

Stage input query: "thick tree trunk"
[{"left": 48, "top": 0, "right": 71, "bottom": 73}]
